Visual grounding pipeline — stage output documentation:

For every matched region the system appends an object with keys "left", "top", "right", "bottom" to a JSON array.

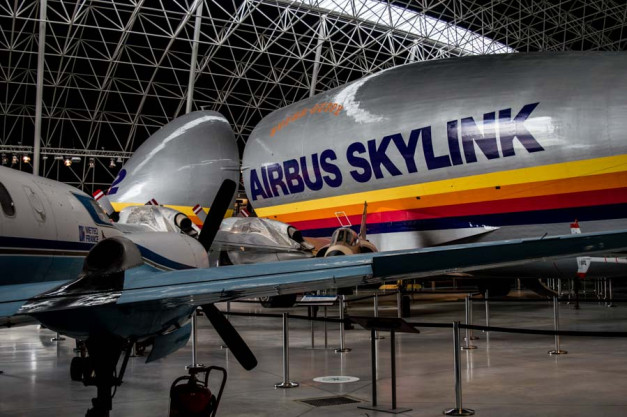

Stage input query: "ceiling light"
[
  {"left": 1, "top": 154, "right": 7, "bottom": 165},
  {"left": 116, "top": 157, "right": 123, "bottom": 163},
  {"left": 11, "top": 155, "right": 18, "bottom": 165},
  {"left": 54, "top": 155, "right": 63, "bottom": 161},
  {"left": 89, "top": 158, "right": 95, "bottom": 168},
  {"left": 71, "top": 156, "right": 81, "bottom": 162},
  {"left": 64, "top": 157, "right": 72, "bottom": 167},
  {"left": 22, "top": 154, "right": 31, "bottom": 164},
  {"left": 109, "top": 158, "right": 116, "bottom": 168}
]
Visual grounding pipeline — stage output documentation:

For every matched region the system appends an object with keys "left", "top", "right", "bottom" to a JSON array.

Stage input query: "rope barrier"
[{"left": 223, "top": 310, "right": 627, "bottom": 338}]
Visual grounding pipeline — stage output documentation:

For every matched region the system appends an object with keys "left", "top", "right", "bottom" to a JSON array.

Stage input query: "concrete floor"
[{"left": 2, "top": 291, "right": 627, "bottom": 417}]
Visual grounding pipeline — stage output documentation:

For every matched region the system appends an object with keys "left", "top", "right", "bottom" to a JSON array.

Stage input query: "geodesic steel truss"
[{"left": 1, "top": 0, "right": 625, "bottom": 191}]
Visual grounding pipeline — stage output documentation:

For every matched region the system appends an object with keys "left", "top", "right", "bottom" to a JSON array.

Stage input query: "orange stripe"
[{"left": 269, "top": 171, "right": 627, "bottom": 224}]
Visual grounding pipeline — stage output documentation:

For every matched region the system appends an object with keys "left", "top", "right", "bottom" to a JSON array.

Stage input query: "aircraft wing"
[
  {"left": 0, "top": 280, "right": 68, "bottom": 324},
  {"left": 36, "top": 229, "right": 627, "bottom": 313},
  {"left": 5, "top": 229, "right": 627, "bottom": 317}
]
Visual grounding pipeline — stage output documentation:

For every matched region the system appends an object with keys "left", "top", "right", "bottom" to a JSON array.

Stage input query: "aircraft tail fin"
[{"left": 358, "top": 201, "right": 368, "bottom": 241}]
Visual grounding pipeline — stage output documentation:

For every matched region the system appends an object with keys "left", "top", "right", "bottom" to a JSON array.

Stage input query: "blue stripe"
[
  {"left": 137, "top": 245, "right": 195, "bottom": 271},
  {"left": 302, "top": 203, "right": 627, "bottom": 238}
]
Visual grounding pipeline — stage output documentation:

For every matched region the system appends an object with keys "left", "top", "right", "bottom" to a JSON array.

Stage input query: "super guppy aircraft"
[{"left": 242, "top": 52, "right": 627, "bottom": 251}]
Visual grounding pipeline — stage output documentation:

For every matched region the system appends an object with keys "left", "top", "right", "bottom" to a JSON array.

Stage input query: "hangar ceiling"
[{"left": 1, "top": 0, "right": 626, "bottom": 191}]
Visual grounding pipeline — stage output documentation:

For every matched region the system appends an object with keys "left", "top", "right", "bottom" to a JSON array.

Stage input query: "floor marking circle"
[{"left": 313, "top": 376, "right": 360, "bottom": 384}]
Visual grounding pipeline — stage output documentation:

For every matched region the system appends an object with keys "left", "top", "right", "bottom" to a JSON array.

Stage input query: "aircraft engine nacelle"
[{"left": 82, "top": 236, "right": 143, "bottom": 276}]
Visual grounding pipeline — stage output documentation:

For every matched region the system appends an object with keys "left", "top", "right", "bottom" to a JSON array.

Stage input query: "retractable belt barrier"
[{"left": 220, "top": 298, "right": 627, "bottom": 415}]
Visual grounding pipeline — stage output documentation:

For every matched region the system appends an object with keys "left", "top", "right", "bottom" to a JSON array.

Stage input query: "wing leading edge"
[
  {"left": 5, "top": 229, "right": 627, "bottom": 316},
  {"left": 116, "top": 228, "right": 627, "bottom": 308}
]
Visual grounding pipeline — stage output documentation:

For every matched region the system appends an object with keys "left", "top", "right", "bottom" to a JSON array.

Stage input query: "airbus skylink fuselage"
[{"left": 242, "top": 53, "right": 627, "bottom": 264}]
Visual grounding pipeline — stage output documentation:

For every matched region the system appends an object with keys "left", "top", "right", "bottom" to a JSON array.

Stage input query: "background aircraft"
[
  {"left": 241, "top": 52, "right": 627, "bottom": 289},
  {"left": 242, "top": 52, "right": 627, "bottom": 249}
]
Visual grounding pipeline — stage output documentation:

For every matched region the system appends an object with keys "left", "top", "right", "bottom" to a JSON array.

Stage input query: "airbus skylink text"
[{"left": 250, "top": 103, "right": 543, "bottom": 201}]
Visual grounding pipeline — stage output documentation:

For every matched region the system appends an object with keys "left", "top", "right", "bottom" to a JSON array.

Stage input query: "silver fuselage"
[{"left": 243, "top": 52, "right": 627, "bottom": 254}]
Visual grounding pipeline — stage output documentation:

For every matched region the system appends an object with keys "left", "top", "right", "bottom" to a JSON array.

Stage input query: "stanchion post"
[
  {"left": 548, "top": 296, "right": 567, "bottom": 355},
  {"left": 396, "top": 291, "right": 402, "bottom": 319},
  {"left": 323, "top": 306, "right": 328, "bottom": 348},
  {"left": 373, "top": 293, "right": 384, "bottom": 340},
  {"left": 390, "top": 330, "right": 397, "bottom": 410},
  {"left": 483, "top": 290, "right": 489, "bottom": 333},
  {"left": 371, "top": 328, "right": 377, "bottom": 407},
  {"left": 608, "top": 279, "right": 615, "bottom": 307},
  {"left": 469, "top": 295, "right": 478, "bottom": 340},
  {"left": 275, "top": 312, "right": 299, "bottom": 388},
  {"left": 444, "top": 321, "right": 475, "bottom": 416},
  {"left": 187, "top": 311, "right": 205, "bottom": 368},
  {"left": 462, "top": 295, "right": 476, "bottom": 350},
  {"left": 310, "top": 306, "right": 315, "bottom": 348},
  {"left": 335, "top": 295, "right": 351, "bottom": 353}
]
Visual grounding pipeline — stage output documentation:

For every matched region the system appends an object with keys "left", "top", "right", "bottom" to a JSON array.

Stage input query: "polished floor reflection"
[{"left": 2, "top": 291, "right": 627, "bottom": 416}]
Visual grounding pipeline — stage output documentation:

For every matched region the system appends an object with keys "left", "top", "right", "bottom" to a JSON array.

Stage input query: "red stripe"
[{"left": 289, "top": 187, "right": 627, "bottom": 231}]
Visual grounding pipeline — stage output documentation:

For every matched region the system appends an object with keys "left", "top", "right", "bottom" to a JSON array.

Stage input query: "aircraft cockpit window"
[
  {"left": 0, "top": 182, "right": 15, "bottom": 216},
  {"left": 87, "top": 199, "right": 111, "bottom": 224}
]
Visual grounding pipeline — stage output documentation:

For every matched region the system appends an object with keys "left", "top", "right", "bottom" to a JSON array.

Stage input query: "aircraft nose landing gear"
[{"left": 169, "top": 366, "right": 227, "bottom": 417}]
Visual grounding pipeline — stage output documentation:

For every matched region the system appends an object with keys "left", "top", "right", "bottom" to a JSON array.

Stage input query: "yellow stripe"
[{"left": 255, "top": 154, "right": 627, "bottom": 217}]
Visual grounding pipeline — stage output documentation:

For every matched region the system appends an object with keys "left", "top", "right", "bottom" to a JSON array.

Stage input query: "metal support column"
[
  {"left": 468, "top": 295, "right": 478, "bottom": 340},
  {"left": 323, "top": 306, "right": 328, "bottom": 348},
  {"left": 309, "top": 14, "right": 326, "bottom": 97},
  {"left": 548, "top": 296, "right": 567, "bottom": 355},
  {"left": 336, "top": 295, "right": 351, "bottom": 353},
  {"left": 374, "top": 293, "right": 384, "bottom": 340},
  {"left": 33, "top": 0, "right": 48, "bottom": 176},
  {"left": 608, "top": 279, "right": 615, "bottom": 307},
  {"left": 461, "top": 295, "right": 476, "bottom": 350},
  {"left": 275, "top": 312, "right": 299, "bottom": 388},
  {"left": 185, "top": 0, "right": 203, "bottom": 114},
  {"left": 483, "top": 290, "right": 489, "bottom": 333},
  {"left": 187, "top": 311, "right": 204, "bottom": 368},
  {"left": 444, "top": 322, "right": 475, "bottom": 416}
]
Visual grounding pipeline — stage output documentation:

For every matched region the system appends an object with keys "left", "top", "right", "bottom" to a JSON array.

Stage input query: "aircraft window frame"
[{"left": 0, "top": 182, "right": 15, "bottom": 216}]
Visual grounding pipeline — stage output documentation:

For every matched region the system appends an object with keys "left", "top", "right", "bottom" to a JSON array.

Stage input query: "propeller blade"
[
  {"left": 198, "top": 179, "right": 237, "bottom": 251},
  {"left": 200, "top": 304, "right": 257, "bottom": 370}
]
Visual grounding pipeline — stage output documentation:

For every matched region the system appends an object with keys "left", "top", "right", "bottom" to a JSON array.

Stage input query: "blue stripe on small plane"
[
  {"left": 301, "top": 203, "right": 627, "bottom": 238},
  {"left": 137, "top": 245, "right": 195, "bottom": 271}
]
